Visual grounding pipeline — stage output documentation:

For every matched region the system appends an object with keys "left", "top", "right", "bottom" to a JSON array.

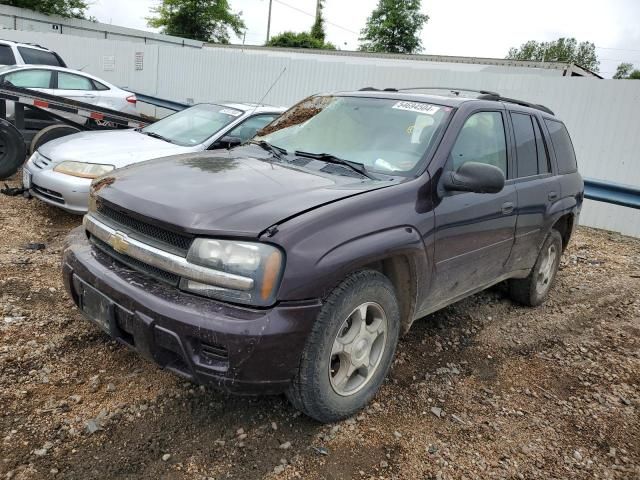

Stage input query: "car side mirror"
[
  {"left": 442, "top": 162, "right": 505, "bottom": 194},
  {"left": 211, "top": 135, "right": 242, "bottom": 150}
]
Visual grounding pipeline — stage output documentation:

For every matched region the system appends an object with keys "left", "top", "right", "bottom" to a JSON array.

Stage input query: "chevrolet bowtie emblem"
[{"left": 109, "top": 231, "right": 129, "bottom": 254}]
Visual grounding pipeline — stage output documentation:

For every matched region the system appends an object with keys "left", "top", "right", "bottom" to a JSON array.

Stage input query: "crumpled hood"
[
  {"left": 95, "top": 148, "right": 394, "bottom": 237},
  {"left": 39, "top": 130, "right": 198, "bottom": 167}
]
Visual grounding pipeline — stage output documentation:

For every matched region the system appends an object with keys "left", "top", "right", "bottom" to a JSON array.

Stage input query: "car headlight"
[
  {"left": 180, "top": 238, "right": 285, "bottom": 307},
  {"left": 53, "top": 161, "right": 115, "bottom": 179}
]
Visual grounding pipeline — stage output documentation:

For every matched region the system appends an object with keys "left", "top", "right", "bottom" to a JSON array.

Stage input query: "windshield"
[
  {"left": 141, "top": 104, "right": 243, "bottom": 147},
  {"left": 254, "top": 95, "right": 452, "bottom": 175}
]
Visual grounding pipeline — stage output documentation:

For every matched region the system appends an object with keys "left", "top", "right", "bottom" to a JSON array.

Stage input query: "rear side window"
[
  {"left": 511, "top": 113, "right": 538, "bottom": 177},
  {"left": 0, "top": 45, "right": 16, "bottom": 65},
  {"left": 92, "top": 80, "right": 109, "bottom": 91},
  {"left": 545, "top": 120, "right": 577, "bottom": 174},
  {"left": 58, "top": 72, "right": 93, "bottom": 90},
  {"left": 532, "top": 118, "right": 551, "bottom": 174},
  {"left": 17, "top": 47, "right": 64, "bottom": 66}
]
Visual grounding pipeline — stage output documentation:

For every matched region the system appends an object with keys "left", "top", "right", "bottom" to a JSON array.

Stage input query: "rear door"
[
  {"left": 53, "top": 71, "right": 101, "bottom": 106},
  {"left": 507, "top": 111, "right": 559, "bottom": 271},
  {"left": 430, "top": 108, "right": 518, "bottom": 303}
]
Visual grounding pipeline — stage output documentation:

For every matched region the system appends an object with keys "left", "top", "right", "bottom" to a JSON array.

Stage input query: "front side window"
[
  {"left": 141, "top": 104, "right": 244, "bottom": 147},
  {"left": 450, "top": 111, "right": 507, "bottom": 175},
  {"left": 4, "top": 69, "right": 51, "bottom": 88},
  {"left": 545, "top": 119, "right": 577, "bottom": 174},
  {"left": 254, "top": 95, "right": 452, "bottom": 175},
  {"left": 17, "top": 47, "right": 63, "bottom": 66},
  {"left": 0, "top": 45, "right": 16, "bottom": 65},
  {"left": 227, "top": 114, "right": 278, "bottom": 143},
  {"left": 58, "top": 72, "right": 93, "bottom": 90}
]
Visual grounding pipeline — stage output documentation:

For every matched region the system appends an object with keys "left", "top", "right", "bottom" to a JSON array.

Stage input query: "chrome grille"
[
  {"left": 91, "top": 236, "right": 180, "bottom": 286},
  {"left": 96, "top": 201, "right": 193, "bottom": 255}
]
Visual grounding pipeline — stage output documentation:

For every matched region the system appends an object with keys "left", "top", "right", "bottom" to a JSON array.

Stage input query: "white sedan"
[
  {"left": 0, "top": 64, "right": 137, "bottom": 120},
  {"left": 23, "top": 102, "right": 284, "bottom": 213}
]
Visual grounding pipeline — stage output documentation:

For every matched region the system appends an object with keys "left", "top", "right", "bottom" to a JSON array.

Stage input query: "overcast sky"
[{"left": 86, "top": 0, "right": 640, "bottom": 77}]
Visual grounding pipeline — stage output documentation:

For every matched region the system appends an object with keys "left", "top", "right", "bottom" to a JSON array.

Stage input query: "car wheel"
[
  {"left": 286, "top": 269, "right": 400, "bottom": 423},
  {"left": 0, "top": 119, "right": 27, "bottom": 180},
  {"left": 30, "top": 124, "right": 81, "bottom": 156},
  {"left": 509, "top": 230, "right": 563, "bottom": 306}
]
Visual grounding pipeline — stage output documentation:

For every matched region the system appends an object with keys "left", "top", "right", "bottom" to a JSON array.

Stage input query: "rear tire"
[
  {"left": 29, "top": 124, "right": 81, "bottom": 156},
  {"left": 286, "top": 270, "right": 400, "bottom": 423},
  {"left": 509, "top": 230, "right": 562, "bottom": 306},
  {"left": 0, "top": 119, "right": 27, "bottom": 180}
]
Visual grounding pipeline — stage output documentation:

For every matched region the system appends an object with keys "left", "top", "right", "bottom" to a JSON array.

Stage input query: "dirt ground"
[{"left": 1, "top": 172, "right": 639, "bottom": 480}]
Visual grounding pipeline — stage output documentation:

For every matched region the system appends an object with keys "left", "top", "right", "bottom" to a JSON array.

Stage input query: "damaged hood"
[
  {"left": 39, "top": 129, "right": 199, "bottom": 167},
  {"left": 95, "top": 149, "right": 394, "bottom": 236}
]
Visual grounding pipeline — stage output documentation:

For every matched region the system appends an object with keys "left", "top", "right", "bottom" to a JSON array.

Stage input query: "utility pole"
[
  {"left": 316, "top": 0, "right": 322, "bottom": 19},
  {"left": 266, "top": 0, "right": 273, "bottom": 43}
]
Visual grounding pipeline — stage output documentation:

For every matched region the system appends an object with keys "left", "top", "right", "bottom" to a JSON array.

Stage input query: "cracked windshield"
[{"left": 255, "top": 95, "right": 451, "bottom": 175}]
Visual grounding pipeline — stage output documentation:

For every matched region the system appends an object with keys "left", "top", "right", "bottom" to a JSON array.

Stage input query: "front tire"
[
  {"left": 286, "top": 270, "right": 400, "bottom": 423},
  {"left": 509, "top": 230, "right": 562, "bottom": 306}
]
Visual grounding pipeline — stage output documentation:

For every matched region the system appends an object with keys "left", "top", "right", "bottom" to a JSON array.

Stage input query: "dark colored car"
[{"left": 62, "top": 88, "right": 583, "bottom": 423}]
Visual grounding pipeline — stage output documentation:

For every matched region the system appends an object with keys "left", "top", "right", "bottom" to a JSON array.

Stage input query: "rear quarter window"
[
  {"left": 545, "top": 119, "right": 577, "bottom": 174},
  {"left": 17, "top": 47, "right": 64, "bottom": 67},
  {"left": 0, "top": 45, "right": 16, "bottom": 65}
]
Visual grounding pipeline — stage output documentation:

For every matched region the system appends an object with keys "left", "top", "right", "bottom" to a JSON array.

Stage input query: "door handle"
[
  {"left": 501, "top": 202, "right": 514, "bottom": 215},
  {"left": 548, "top": 191, "right": 558, "bottom": 201}
]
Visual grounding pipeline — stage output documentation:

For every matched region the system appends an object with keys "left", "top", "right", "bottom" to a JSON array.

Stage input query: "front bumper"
[
  {"left": 24, "top": 158, "right": 91, "bottom": 214},
  {"left": 62, "top": 227, "right": 321, "bottom": 394}
]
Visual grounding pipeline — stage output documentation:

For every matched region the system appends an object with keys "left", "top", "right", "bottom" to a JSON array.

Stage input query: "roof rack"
[
  {"left": 0, "top": 39, "right": 50, "bottom": 50},
  {"left": 477, "top": 93, "right": 555, "bottom": 115},
  {"left": 357, "top": 86, "right": 554, "bottom": 115}
]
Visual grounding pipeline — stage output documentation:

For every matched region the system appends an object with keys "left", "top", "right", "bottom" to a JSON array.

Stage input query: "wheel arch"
[
  {"left": 307, "top": 226, "right": 429, "bottom": 335},
  {"left": 551, "top": 212, "right": 575, "bottom": 252}
]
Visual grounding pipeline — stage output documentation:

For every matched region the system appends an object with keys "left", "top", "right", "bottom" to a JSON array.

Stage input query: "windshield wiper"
[
  {"left": 251, "top": 140, "right": 287, "bottom": 161},
  {"left": 294, "top": 150, "right": 375, "bottom": 179},
  {"left": 143, "top": 131, "right": 174, "bottom": 144}
]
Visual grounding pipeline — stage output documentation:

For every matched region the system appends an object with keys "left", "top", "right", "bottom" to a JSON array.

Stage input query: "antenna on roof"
[{"left": 247, "top": 67, "right": 287, "bottom": 117}]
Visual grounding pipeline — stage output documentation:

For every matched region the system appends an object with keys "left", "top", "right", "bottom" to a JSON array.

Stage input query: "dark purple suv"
[{"left": 62, "top": 88, "right": 583, "bottom": 422}]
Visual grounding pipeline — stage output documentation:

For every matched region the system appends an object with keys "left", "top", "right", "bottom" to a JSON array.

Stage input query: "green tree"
[
  {"left": 310, "top": 0, "right": 325, "bottom": 42},
  {"left": 267, "top": 31, "right": 335, "bottom": 50},
  {"left": 2, "top": 0, "right": 88, "bottom": 18},
  {"left": 613, "top": 62, "right": 640, "bottom": 79},
  {"left": 147, "top": 0, "right": 245, "bottom": 43},
  {"left": 507, "top": 37, "right": 600, "bottom": 72},
  {"left": 359, "top": 0, "right": 429, "bottom": 54}
]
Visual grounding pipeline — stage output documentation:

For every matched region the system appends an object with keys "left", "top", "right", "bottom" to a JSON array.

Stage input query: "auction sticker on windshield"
[
  {"left": 392, "top": 101, "right": 440, "bottom": 115},
  {"left": 220, "top": 108, "right": 242, "bottom": 117}
]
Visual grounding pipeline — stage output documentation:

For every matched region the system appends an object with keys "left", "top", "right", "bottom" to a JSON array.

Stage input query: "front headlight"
[
  {"left": 53, "top": 161, "right": 115, "bottom": 179},
  {"left": 180, "top": 238, "right": 285, "bottom": 306}
]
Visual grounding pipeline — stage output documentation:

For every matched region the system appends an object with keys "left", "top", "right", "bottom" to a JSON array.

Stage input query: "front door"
[{"left": 429, "top": 110, "right": 517, "bottom": 306}]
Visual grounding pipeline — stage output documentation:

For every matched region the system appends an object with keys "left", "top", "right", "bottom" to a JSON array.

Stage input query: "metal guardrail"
[
  {"left": 129, "top": 92, "right": 190, "bottom": 112},
  {"left": 584, "top": 178, "right": 640, "bottom": 210}
]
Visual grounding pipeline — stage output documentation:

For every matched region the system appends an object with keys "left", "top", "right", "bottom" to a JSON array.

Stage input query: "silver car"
[
  {"left": 23, "top": 102, "right": 284, "bottom": 213},
  {"left": 0, "top": 65, "right": 138, "bottom": 121}
]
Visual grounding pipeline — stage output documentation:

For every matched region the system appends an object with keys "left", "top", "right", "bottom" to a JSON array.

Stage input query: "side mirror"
[
  {"left": 442, "top": 161, "right": 505, "bottom": 194},
  {"left": 211, "top": 135, "right": 242, "bottom": 150}
]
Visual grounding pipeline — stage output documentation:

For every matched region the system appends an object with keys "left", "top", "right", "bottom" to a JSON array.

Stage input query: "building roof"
[{"left": 207, "top": 44, "right": 602, "bottom": 78}]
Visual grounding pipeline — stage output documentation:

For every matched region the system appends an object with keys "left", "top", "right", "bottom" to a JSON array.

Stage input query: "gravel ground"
[{"left": 1, "top": 172, "right": 639, "bottom": 480}]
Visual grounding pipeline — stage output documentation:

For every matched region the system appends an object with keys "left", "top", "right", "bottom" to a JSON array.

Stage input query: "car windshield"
[
  {"left": 254, "top": 95, "right": 452, "bottom": 175},
  {"left": 141, "top": 104, "right": 243, "bottom": 147}
]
